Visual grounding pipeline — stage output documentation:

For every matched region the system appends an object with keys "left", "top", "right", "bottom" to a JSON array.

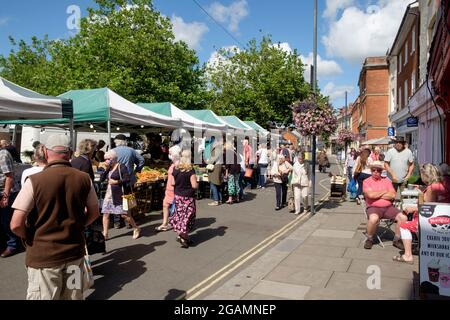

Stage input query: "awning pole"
[
  {"left": 107, "top": 121, "right": 112, "bottom": 151},
  {"left": 70, "top": 119, "right": 75, "bottom": 151}
]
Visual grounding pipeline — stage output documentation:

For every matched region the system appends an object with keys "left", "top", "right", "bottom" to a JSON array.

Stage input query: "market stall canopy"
[
  {"left": 243, "top": 121, "right": 269, "bottom": 135},
  {"left": 59, "top": 89, "right": 181, "bottom": 128},
  {"left": 363, "top": 136, "right": 393, "bottom": 145},
  {"left": 184, "top": 110, "right": 239, "bottom": 130},
  {"left": 219, "top": 116, "right": 254, "bottom": 131},
  {"left": 0, "top": 76, "right": 73, "bottom": 122},
  {"left": 137, "top": 102, "right": 227, "bottom": 131}
]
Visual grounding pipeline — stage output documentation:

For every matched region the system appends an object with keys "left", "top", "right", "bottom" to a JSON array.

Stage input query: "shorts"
[
  {"left": 163, "top": 189, "right": 175, "bottom": 206},
  {"left": 367, "top": 205, "right": 401, "bottom": 220}
]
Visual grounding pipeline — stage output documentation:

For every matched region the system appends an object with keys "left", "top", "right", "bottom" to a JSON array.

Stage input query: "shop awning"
[
  {"left": 0, "top": 76, "right": 73, "bottom": 123},
  {"left": 363, "top": 136, "right": 393, "bottom": 145},
  {"left": 137, "top": 102, "right": 227, "bottom": 131}
]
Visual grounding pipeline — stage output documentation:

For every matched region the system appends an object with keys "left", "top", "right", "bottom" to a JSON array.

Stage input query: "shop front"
[{"left": 390, "top": 106, "right": 419, "bottom": 159}]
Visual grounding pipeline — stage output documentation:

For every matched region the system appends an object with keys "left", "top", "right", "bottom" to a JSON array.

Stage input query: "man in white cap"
[
  {"left": 10, "top": 134, "right": 99, "bottom": 300},
  {"left": 362, "top": 161, "right": 408, "bottom": 250}
]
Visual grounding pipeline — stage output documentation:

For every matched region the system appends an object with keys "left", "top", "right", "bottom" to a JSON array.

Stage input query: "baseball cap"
[{"left": 45, "top": 134, "right": 71, "bottom": 152}]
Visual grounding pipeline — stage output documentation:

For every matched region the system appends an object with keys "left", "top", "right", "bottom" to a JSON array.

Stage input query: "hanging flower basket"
[
  {"left": 336, "top": 128, "right": 356, "bottom": 145},
  {"left": 292, "top": 99, "right": 337, "bottom": 137}
]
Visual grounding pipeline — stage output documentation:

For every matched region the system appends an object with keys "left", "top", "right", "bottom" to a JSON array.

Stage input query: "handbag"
[
  {"left": 83, "top": 246, "right": 94, "bottom": 291},
  {"left": 84, "top": 227, "right": 106, "bottom": 255},
  {"left": 206, "top": 164, "right": 215, "bottom": 171},
  {"left": 118, "top": 165, "right": 137, "bottom": 211},
  {"left": 244, "top": 167, "right": 254, "bottom": 178}
]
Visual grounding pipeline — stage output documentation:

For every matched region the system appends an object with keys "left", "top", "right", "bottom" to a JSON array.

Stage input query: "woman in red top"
[{"left": 393, "top": 163, "right": 448, "bottom": 264}]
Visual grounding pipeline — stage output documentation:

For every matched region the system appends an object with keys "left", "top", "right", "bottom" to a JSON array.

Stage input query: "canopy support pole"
[
  {"left": 107, "top": 121, "right": 112, "bottom": 151},
  {"left": 70, "top": 119, "right": 75, "bottom": 151}
]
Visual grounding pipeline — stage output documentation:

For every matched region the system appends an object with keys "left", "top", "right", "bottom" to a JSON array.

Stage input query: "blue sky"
[{"left": 0, "top": 0, "right": 412, "bottom": 108}]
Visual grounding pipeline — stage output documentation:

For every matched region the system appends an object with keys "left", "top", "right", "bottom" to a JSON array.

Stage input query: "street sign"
[
  {"left": 388, "top": 127, "right": 395, "bottom": 136},
  {"left": 407, "top": 116, "right": 419, "bottom": 127}
]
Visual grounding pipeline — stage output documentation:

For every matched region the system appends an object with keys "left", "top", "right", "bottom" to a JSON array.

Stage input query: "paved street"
[{"left": 0, "top": 162, "right": 334, "bottom": 300}]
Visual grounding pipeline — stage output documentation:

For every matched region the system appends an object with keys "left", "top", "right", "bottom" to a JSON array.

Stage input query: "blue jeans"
[
  {"left": 0, "top": 192, "right": 19, "bottom": 250},
  {"left": 239, "top": 170, "right": 246, "bottom": 199},
  {"left": 347, "top": 166, "right": 353, "bottom": 182},
  {"left": 274, "top": 183, "right": 288, "bottom": 208},
  {"left": 258, "top": 164, "right": 268, "bottom": 187},
  {"left": 356, "top": 173, "right": 372, "bottom": 198},
  {"left": 210, "top": 183, "right": 222, "bottom": 202}
]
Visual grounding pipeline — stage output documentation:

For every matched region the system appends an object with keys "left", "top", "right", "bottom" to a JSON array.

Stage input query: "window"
[
  {"left": 412, "top": 29, "right": 415, "bottom": 54},
  {"left": 404, "top": 79, "right": 408, "bottom": 106},
  {"left": 411, "top": 71, "right": 416, "bottom": 94},
  {"left": 404, "top": 41, "right": 408, "bottom": 65},
  {"left": 399, "top": 54, "right": 402, "bottom": 73}
]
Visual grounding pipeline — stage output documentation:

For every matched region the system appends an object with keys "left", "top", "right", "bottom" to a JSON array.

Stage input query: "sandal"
[
  {"left": 102, "top": 233, "right": 109, "bottom": 241},
  {"left": 156, "top": 225, "right": 172, "bottom": 232},
  {"left": 392, "top": 255, "right": 413, "bottom": 264},
  {"left": 133, "top": 228, "right": 141, "bottom": 240}
]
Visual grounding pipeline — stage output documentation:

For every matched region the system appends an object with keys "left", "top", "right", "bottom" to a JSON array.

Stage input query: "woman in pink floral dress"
[{"left": 169, "top": 150, "right": 198, "bottom": 248}]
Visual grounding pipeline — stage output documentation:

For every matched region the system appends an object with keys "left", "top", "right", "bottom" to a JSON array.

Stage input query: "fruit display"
[{"left": 136, "top": 167, "right": 168, "bottom": 183}]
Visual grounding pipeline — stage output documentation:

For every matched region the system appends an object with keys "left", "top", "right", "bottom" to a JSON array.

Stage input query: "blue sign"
[
  {"left": 388, "top": 127, "right": 395, "bottom": 136},
  {"left": 407, "top": 116, "right": 419, "bottom": 127}
]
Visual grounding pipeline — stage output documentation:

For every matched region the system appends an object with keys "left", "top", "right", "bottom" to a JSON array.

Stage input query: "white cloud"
[
  {"left": 207, "top": 0, "right": 249, "bottom": 33},
  {"left": 323, "top": 82, "right": 354, "bottom": 102},
  {"left": 322, "top": 0, "right": 411, "bottom": 63},
  {"left": 0, "top": 17, "right": 10, "bottom": 26},
  {"left": 301, "top": 53, "right": 343, "bottom": 82},
  {"left": 206, "top": 46, "right": 241, "bottom": 69},
  {"left": 271, "top": 42, "right": 292, "bottom": 54},
  {"left": 323, "top": 0, "right": 355, "bottom": 20},
  {"left": 171, "top": 15, "right": 209, "bottom": 50}
]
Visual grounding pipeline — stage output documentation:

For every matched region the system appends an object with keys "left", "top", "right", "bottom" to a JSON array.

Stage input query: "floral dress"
[{"left": 102, "top": 170, "right": 125, "bottom": 215}]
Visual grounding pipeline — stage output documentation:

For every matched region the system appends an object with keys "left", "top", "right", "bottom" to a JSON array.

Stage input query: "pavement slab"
[
  {"left": 249, "top": 280, "right": 311, "bottom": 300},
  {"left": 311, "top": 229, "right": 356, "bottom": 239},
  {"left": 264, "top": 265, "right": 333, "bottom": 288}
]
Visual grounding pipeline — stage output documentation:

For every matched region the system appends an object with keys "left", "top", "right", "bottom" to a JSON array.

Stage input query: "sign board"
[
  {"left": 419, "top": 203, "right": 450, "bottom": 297},
  {"left": 387, "top": 127, "right": 395, "bottom": 137},
  {"left": 407, "top": 116, "right": 419, "bottom": 127}
]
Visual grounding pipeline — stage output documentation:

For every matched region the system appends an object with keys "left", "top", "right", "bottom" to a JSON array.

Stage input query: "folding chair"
[{"left": 359, "top": 195, "right": 395, "bottom": 248}]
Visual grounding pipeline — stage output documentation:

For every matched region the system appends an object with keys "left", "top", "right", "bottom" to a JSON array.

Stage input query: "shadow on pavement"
[
  {"left": 165, "top": 288, "right": 186, "bottom": 300},
  {"left": 193, "top": 217, "right": 217, "bottom": 229},
  {"left": 87, "top": 241, "right": 166, "bottom": 300},
  {"left": 239, "top": 192, "right": 257, "bottom": 203},
  {"left": 190, "top": 226, "right": 228, "bottom": 247}
]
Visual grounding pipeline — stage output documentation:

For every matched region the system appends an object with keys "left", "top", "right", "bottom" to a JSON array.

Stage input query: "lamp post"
[{"left": 310, "top": 0, "right": 318, "bottom": 215}]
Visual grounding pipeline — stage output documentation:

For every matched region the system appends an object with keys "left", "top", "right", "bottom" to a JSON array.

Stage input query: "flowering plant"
[
  {"left": 292, "top": 99, "right": 337, "bottom": 136},
  {"left": 336, "top": 128, "right": 356, "bottom": 145}
]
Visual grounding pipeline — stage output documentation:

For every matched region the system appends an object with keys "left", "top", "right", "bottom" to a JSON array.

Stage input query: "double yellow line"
[{"left": 183, "top": 177, "right": 331, "bottom": 300}]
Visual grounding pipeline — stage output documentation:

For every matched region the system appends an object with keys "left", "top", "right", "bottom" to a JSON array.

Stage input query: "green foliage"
[
  {"left": 206, "top": 36, "right": 311, "bottom": 127},
  {"left": 0, "top": 0, "right": 208, "bottom": 109}
]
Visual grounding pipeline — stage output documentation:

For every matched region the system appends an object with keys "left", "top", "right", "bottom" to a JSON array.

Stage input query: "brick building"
[{"left": 356, "top": 57, "right": 390, "bottom": 143}]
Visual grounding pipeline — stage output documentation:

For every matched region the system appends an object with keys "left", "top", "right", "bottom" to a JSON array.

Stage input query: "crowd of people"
[{"left": 342, "top": 136, "right": 450, "bottom": 265}]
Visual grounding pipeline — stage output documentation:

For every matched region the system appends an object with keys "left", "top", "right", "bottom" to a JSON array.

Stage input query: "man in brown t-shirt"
[{"left": 10, "top": 134, "right": 99, "bottom": 300}]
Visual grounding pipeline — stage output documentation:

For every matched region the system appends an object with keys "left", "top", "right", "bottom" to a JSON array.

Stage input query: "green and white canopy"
[
  {"left": 0, "top": 76, "right": 73, "bottom": 122},
  {"left": 58, "top": 88, "right": 180, "bottom": 128},
  {"left": 244, "top": 121, "right": 269, "bottom": 135},
  {"left": 219, "top": 116, "right": 254, "bottom": 131},
  {"left": 184, "top": 110, "right": 239, "bottom": 130},
  {"left": 137, "top": 102, "right": 227, "bottom": 131}
]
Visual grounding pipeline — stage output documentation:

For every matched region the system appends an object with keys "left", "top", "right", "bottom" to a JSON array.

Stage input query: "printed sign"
[
  {"left": 387, "top": 127, "right": 395, "bottom": 137},
  {"left": 419, "top": 203, "right": 450, "bottom": 297},
  {"left": 407, "top": 116, "right": 419, "bottom": 127}
]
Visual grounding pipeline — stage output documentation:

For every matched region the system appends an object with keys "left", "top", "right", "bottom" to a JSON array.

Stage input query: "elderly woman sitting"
[{"left": 393, "top": 163, "right": 449, "bottom": 264}]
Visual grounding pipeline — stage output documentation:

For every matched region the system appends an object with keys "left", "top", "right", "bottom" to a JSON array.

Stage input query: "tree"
[
  {"left": 206, "top": 36, "right": 311, "bottom": 127},
  {"left": 0, "top": 0, "right": 209, "bottom": 109}
]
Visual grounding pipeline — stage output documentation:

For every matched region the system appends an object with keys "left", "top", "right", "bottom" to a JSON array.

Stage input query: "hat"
[
  {"left": 369, "top": 160, "right": 385, "bottom": 170},
  {"left": 393, "top": 136, "right": 406, "bottom": 143},
  {"left": 45, "top": 134, "right": 71, "bottom": 152},
  {"left": 115, "top": 134, "right": 127, "bottom": 141}
]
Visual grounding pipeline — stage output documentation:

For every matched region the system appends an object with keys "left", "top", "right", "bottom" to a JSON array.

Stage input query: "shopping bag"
[
  {"left": 122, "top": 193, "right": 137, "bottom": 211},
  {"left": 169, "top": 200, "right": 176, "bottom": 217},
  {"left": 84, "top": 227, "right": 106, "bottom": 255},
  {"left": 83, "top": 249, "right": 94, "bottom": 291},
  {"left": 347, "top": 178, "right": 357, "bottom": 199},
  {"left": 244, "top": 168, "right": 254, "bottom": 178}
]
